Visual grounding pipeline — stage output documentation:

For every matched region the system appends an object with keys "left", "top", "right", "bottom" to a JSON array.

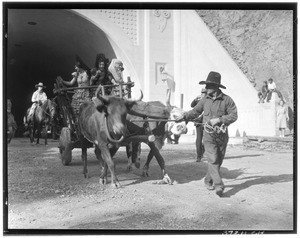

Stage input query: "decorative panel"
[{"left": 98, "top": 10, "right": 138, "bottom": 45}]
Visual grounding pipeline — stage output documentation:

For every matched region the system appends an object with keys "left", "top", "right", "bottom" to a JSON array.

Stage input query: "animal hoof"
[
  {"left": 127, "top": 165, "right": 133, "bottom": 171},
  {"left": 142, "top": 171, "right": 149, "bottom": 177},
  {"left": 84, "top": 173, "right": 89, "bottom": 179},
  {"left": 100, "top": 178, "right": 107, "bottom": 185},
  {"left": 112, "top": 181, "right": 121, "bottom": 188},
  {"left": 163, "top": 174, "right": 173, "bottom": 185},
  {"left": 135, "top": 161, "right": 140, "bottom": 169}
]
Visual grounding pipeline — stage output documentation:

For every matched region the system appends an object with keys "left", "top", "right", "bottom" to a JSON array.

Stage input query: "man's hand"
[{"left": 209, "top": 117, "right": 221, "bottom": 126}]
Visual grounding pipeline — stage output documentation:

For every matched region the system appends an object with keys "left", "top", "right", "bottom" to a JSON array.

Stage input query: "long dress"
[
  {"left": 71, "top": 71, "right": 91, "bottom": 115},
  {"left": 276, "top": 105, "right": 288, "bottom": 129}
]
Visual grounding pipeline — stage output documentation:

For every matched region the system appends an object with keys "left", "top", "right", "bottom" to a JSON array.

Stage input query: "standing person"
[
  {"left": 108, "top": 59, "right": 126, "bottom": 96},
  {"left": 190, "top": 88, "right": 207, "bottom": 162},
  {"left": 276, "top": 100, "right": 289, "bottom": 137},
  {"left": 176, "top": 71, "right": 238, "bottom": 197},
  {"left": 27, "top": 82, "right": 48, "bottom": 122},
  {"left": 90, "top": 53, "right": 113, "bottom": 96},
  {"left": 59, "top": 56, "right": 91, "bottom": 115}
]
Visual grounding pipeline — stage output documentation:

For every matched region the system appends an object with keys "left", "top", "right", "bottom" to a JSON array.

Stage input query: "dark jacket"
[{"left": 185, "top": 90, "right": 238, "bottom": 126}]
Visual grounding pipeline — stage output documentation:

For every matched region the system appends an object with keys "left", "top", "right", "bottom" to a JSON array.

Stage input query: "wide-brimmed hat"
[
  {"left": 35, "top": 82, "right": 46, "bottom": 88},
  {"left": 199, "top": 71, "right": 226, "bottom": 89}
]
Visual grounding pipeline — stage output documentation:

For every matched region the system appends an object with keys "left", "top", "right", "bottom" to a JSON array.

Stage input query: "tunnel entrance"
[{"left": 6, "top": 9, "right": 116, "bottom": 135}]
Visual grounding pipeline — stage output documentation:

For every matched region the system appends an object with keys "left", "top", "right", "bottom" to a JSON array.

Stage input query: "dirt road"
[{"left": 5, "top": 136, "right": 294, "bottom": 233}]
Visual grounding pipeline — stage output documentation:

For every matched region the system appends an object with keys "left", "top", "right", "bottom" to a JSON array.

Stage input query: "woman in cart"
[
  {"left": 90, "top": 53, "right": 113, "bottom": 96},
  {"left": 59, "top": 56, "right": 91, "bottom": 115}
]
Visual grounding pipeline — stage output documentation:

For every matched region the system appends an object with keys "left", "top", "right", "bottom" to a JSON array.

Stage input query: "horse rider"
[
  {"left": 26, "top": 82, "right": 48, "bottom": 124},
  {"left": 176, "top": 71, "right": 238, "bottom": 197}
]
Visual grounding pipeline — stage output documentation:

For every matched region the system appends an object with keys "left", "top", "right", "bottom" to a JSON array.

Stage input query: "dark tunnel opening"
[{"left": 5, "top": 9, "right": 116, "bottom": 136}]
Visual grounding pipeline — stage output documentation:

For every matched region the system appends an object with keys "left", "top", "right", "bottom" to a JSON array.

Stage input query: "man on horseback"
[{"left": 25, "top": 82, "right": 48, "bottom": 127}]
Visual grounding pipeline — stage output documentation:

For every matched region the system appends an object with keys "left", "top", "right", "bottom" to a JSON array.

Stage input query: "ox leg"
[
  {"left": 94, "top": 147, "right": 108, "bottom": 185},
  {"left": 133, "top": 142, "right": 141, "bottom": 169},
  {"left": 126, "top": 143, "right": 134, "bottom": 171},
  {"left": 81, "top": 138, "right": 88, "bottom": 178},
  {"left": 148, "top": 142, "right": 173, "bottom": 185},
  {"left": 142, "top": 149, "right": 155, "bottom": 177},
  {"left": 99, "top": 145, "right": 120, "bottom": 188}
]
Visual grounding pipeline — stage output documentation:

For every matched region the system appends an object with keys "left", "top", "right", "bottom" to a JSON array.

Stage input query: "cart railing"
[{"left": 53, "top": 77, "right": 134, "bottom": 98}]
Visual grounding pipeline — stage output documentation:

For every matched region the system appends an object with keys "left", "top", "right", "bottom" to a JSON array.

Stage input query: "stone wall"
[{"left": 196, "top": 10, "right": 294, "bottom": 108}]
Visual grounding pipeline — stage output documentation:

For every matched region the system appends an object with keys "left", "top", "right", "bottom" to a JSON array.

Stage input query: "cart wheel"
[{"left": 59, "top": 127, "right": 72, "bottom": 165}]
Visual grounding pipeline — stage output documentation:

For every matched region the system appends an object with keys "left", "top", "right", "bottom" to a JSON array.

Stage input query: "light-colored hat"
[{"left": 35, "top": 82, "right": 46, "bottom": 88}]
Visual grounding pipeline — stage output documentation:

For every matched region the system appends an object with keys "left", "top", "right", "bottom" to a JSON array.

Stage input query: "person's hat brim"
[{"left": 199, "top": 81, "right": 226, "bottom": 89}]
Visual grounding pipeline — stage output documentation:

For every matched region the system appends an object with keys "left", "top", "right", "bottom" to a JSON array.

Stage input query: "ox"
[
  {"left": 78, "top": 94, "right": 139, "bottom": 188},
  {"left": 125, "top": 101, "right": 188, "bottom": 184}
]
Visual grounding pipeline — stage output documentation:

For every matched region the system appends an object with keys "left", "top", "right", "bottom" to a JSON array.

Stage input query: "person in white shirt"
[
  {"left": 266, "top": 78, "right": 283, "bottom": 102},
  {"left": 27, "top": 82, "right": 48, "bottom": 122}
]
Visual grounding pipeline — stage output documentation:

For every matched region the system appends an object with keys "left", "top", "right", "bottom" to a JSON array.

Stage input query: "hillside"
[{"left": 196, "top": 10, "right": 294, "bottom": 108}]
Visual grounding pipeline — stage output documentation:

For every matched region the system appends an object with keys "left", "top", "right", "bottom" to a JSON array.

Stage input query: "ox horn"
[
  {"left": 126, "top": 90, "right": 143, "bottom": 102},
  {"left": 104, "top": 116, "right": 124, "bottom": 143}
]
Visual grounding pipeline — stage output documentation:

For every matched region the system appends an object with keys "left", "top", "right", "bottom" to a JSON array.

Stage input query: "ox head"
[
  {"left": 167, "top": 107, "right": 188, "bottom": 136},
  {"left": 93, "top": 92, "right": 143, "bottom": 142}
]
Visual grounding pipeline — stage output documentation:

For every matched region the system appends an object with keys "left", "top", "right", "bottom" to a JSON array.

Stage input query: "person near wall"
[
  {"left": 27, "top": 82, "right": 48, "bottom": 123},
  {"left": 190, "top": 88, "right": 207, "bottom": 162},
  {"left": 276, "top": 99, "right": 289, "bottom": 137},
  {"left": 176, "top": 71, "right": 238, "bottom": 197},
  {"left": 266, "top": 78, "right": 283, "bottom": 102},
  {"left": 258, "top": 80, "right": 268, "bottom": 103},
  {"left": 90, "top": 53, "right": 113, "bottom": 96},
  {"left": 59, "top": 55, "right": 91, "bottom": 115}
]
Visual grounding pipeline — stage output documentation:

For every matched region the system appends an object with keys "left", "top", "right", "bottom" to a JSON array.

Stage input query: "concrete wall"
[
  {"left": 173, "top": 10, "right": 277, "bottom": 137},
  {"left": 74, "top": 9, "right": 277, "bottom": 137}
]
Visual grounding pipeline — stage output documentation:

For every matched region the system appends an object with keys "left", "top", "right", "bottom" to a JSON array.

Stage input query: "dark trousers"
[
  {"left": 203, "top": 132, "right": 229, "bottom": 189},
  {"left": 195, "top": 126, "right": 204, "bottom": 159},
  {"left": 267, "top": 89, "right": 283, "bottom": 101}
]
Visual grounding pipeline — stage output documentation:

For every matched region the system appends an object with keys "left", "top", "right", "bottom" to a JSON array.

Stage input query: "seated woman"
[
  {"left": 108, "top": 58, "right": 126, "bottom": 96},
  {"left": 59, "top": 56, "right": 91, "bottom": 115},
  {"left": 90, "top": 53, "right": 113, "bottom": 96}
]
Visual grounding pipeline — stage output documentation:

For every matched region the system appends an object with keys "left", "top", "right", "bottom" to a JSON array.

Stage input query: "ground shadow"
[
  {"left": 223, "top": 174, "right": 293, "bottom": 197},
  {"left": 225, "top": 154, "right": 263, "bottom": 160}
]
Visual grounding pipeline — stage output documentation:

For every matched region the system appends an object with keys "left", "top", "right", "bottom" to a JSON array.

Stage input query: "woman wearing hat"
[
  {"left": 177, "top": 71, "right": 238, "bottom": 197},
  {"left": 27, "top": 82, "right": 48, "bottom": 122},
  {"left": 59, "top": 56, "right": 91, "bottom": 115}
]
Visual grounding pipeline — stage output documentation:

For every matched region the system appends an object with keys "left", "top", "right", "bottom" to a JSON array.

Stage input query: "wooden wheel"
[{"left": 59, "top": 127, "right": 72, "bottom": 165}]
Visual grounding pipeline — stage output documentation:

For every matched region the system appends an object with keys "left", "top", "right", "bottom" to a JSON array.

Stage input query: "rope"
[{"left": 130, "top": 119, "right": 227, "bottom": 134}]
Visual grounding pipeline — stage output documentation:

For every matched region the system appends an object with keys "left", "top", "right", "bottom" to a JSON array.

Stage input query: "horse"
[
  {"left": 7, "top": 99, "right": 17, "bottom": 144},
  {"left": 25, "top": 99, "right": 57, "bottom": 145}
]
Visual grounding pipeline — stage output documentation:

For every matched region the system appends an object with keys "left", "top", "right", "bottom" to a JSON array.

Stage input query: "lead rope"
[{"left": 194, "top": 122, "right": 227, "bottom": 134}]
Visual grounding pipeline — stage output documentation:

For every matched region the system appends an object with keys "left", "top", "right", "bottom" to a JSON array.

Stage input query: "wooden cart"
[{"left": 53, "top": 77, "right": 135, "bottom": 165}]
